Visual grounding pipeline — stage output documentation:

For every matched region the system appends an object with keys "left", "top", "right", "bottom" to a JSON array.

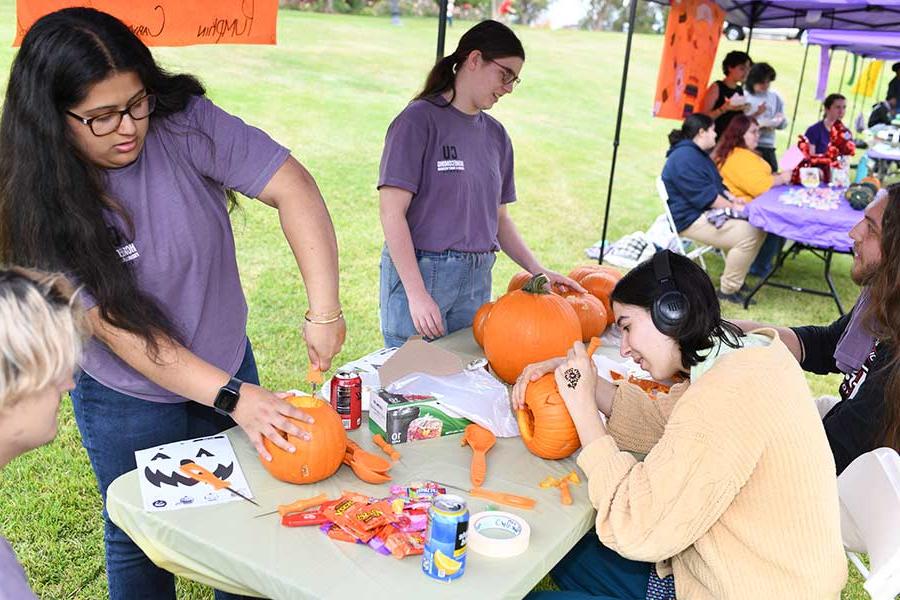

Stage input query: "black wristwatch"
[{"left": 214, "top": 377, "right": 243, "bottom": 416}]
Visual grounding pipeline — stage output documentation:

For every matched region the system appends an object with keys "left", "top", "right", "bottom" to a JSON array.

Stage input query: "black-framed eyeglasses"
[
  {"left": 66, "top": 94, "right": 157, "bottom": 137},
  {"left": 488, "top": 59, "right": 522, "bottom": 88}
]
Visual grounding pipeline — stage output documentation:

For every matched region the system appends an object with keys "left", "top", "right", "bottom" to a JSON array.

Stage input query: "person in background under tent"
[
  {"left": 804, "top": 93, "right": 847, "bottom": 154},
  {"left": 700, "top": 50, "right": 753, "bottom": 135},
  {"left": 868, "top": 95, "right": 897, "bottom": 128}
]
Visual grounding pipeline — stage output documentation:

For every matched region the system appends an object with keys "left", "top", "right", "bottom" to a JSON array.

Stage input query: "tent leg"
[
  {"left": 745, "top": 27, "right": 753, "bottom": 54},
  {"left": 598, "top": 0, "right": 639, "bottom": 264},
  {"left": 786, "top": 42, "right": 810, "bottom": 150},
  {"left": 838, "top": 51, "right": 848, "bottom": 91},
  {"left": 436, "top": 0, "right": 448, "bottom": 61}
]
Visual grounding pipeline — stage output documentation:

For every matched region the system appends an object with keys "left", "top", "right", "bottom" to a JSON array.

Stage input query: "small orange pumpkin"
[
  {"left": 472, "top": 300, "right": 494, "bottom": 348},
  {"left": 569, "top": 265, "right": 623, "bottom": 284},
  {"left": 517, "top": 373, "right": 581, "bottom": 459},
  {"left": 507, "top": 271, "right": 532, "bottom": 292},
  {"left": 580, "top": 271, "right": 619, "bottom": 325},
  {"left": 260, "top": 395, "right": 347, "bottom": 484},
  {"left": 483, "top": 274, "right": 581, "bottom": 384},
  {"left": 558, "top": 289, "right": 607, "bottom": 341}
]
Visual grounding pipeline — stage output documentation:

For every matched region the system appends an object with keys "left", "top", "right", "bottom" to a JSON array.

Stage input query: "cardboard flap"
[{"left": 377, "top": 336, "right": 464, "bottom": 388}]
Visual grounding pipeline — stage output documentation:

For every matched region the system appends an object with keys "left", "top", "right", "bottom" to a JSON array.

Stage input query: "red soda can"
[{"left": 330, "top": 371, "right": 362, "bottom": 430}]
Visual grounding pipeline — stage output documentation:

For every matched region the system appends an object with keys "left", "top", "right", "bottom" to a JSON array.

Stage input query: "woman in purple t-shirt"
[
  {"left": 804, "top": 93, "right": 847, "bottom": 154},
  {"left": 0, "top": 9, "right": 344, "bottom": 600},
  {"left": 0, "top": 269, "right": 85, "bottom": 600},
  {"left": 378, "top": 20, "right": 581, "bottom": 348}
]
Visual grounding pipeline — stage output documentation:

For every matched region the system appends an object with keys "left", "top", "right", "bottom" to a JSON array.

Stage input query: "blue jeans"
[
  {"left": 749, "top": 233, "right": 785, "bottom": 278},
  {"left": 379, "top": 246, "right": 495, "bottom": 348},
  {"left": 71, "top": 340, "right": 259, "bottom": 600},
  {"left": 526, "top": 532, "right": 652, "bottom": 600}
]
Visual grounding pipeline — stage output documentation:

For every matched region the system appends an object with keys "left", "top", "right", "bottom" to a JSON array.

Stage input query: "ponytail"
[
  {"left": 668, "top": 113, "right": 714, "bottom": 148},
  {"left": 415, "top": 53, "right": 459, "bottom": 102}
]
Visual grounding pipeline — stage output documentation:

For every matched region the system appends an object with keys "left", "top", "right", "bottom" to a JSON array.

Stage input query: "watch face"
[{"left": 214, "top": 387, "right": 240, "bottom": 413}]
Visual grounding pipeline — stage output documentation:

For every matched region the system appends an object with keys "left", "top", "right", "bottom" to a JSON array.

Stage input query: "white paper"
[{"left": 135, "top": 434, "right": 253, "bottom": 512}]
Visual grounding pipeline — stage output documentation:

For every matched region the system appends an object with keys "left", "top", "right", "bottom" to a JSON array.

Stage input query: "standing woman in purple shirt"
[
  {"left": 0, "top": 9, "right": 344, "bottom": 600},
  {"left": 378, "top": 20, "right": 581, "bottom": 348}
]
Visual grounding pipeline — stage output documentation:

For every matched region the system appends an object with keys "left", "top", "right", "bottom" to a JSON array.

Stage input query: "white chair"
[
  {"left": 838, "top": 447, "right": 900, "bottom": 600},
  {"left": 655, "top": 177, "right": 718, "bottom": 272}
]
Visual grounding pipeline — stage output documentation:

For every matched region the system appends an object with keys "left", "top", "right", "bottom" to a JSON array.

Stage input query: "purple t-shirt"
[
  {"left": 378, "top": 98, "right": 516, "bottom": 253},
  {"left": 79, "top": 96, "right": 289, "bottom": 403},
  {"left": 804, "top": 121, "right": 830, "bottom": 154},
  {"left": 0, "top": 537, "right": 37, "bottom": 600}
]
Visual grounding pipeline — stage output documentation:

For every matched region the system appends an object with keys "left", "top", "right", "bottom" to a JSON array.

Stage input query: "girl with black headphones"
[{"left": 516, "top": 250, "right": 846, "bottom": 600}]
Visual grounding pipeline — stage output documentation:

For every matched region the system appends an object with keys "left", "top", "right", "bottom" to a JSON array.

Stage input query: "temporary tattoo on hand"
[{"left": 563, "top": 368, "right": 581, "bottom": 389}]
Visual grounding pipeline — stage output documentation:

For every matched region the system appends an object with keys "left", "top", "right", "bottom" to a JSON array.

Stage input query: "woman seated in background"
[
  {"left": 660, "top": 114, "right": 764, "bottom": 304},
  {"left": 713, "top": 115, "right": 791, "bottom": 278},
  {"left": 518, "top": 250, "right": 847, "bottom": 600},
  {"left": 743, "top": 62, "right": 788, "bottom": 172},
  {"left": 805, "top": 94, "right": 846, "bottom": 154}
]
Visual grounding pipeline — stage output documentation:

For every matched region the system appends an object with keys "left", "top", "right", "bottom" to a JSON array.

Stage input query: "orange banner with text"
[
  {"left": 653, "top": 0, "right": 724, "bottom": 120},
  {"left": 15, "top": 0, "right": 278, "bottom": 47}
]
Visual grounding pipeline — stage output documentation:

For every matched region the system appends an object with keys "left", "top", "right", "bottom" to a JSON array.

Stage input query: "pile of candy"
[
  {"left": 779, "top": 187, "right": 843, "bottom": 211},
  {"left": 282, "top": 482, "right": 447, "bottom": 560}
]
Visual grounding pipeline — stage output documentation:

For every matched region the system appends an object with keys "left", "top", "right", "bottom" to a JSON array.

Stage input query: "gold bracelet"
[
  {"left": 305, "top": 307, "right": 342, "bottom": 321},
  {"left": 305, "top": 312, "right": 344, "bottom": 325}
]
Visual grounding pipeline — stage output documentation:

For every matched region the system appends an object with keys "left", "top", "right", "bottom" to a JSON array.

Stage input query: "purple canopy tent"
[{"left": 598, "top": 0, "right": 900, "bottom": 263}]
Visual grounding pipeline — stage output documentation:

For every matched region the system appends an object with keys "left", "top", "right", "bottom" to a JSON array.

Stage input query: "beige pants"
[{"left": 681, "top": 214, "right": 765, "bottom": 294}]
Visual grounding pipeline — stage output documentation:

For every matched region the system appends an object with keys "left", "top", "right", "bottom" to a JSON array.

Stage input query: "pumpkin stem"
[{"left": 521, "top": 273, "right": 551, "bottom": 295}]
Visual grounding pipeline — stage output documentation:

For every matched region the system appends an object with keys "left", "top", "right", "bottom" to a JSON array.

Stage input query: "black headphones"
[{"left": 651, "top": 250, "right": 688, "bottom": 336}]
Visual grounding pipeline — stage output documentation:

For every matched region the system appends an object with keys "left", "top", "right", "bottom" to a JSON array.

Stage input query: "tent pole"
[
  {"left": 597, "top": 0, "right": 638, "bottom": 265},
  {"left": 838, "top": 51, "right": 849, "bottom": 91},
  {"left": 436, "top": 0, "right": 449, "bottom": 61},
  {"left": 745, "top": 27, "right": 753, "bottom": 54},
  {"left": 786, "top": 42, "right": 810, "bottom": 150}
]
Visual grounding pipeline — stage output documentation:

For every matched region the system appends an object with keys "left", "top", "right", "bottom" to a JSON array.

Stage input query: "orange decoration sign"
[
  {"left": 15, "top": 0, "right": 278, "bottom": 47},
  {"left": 653, "top": 0, "right": 724, "bottom": 120}
]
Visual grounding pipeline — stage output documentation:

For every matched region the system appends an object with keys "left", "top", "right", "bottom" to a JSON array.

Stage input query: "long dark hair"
[
  {"left": 611, "top": 250, "right": 743, "bottom": 370},
  {"left": 712, "top": 114, "right": 757, "bottom": 166},
  {"left": 0, "top": 8, "right": 206, "bottom": 356},
  {"left": 864, "top": 184, "right": 900, "bottom": 452},
  {"left": 415, "top": 20, "right": 524, "bottom": 104},
  {"left": 668, "top": 113, "right": 713, "bottom": 147}
]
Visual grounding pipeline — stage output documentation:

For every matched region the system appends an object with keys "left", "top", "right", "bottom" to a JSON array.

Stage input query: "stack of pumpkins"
[{"left": 473, "top": 265, "right": 623, "bottom": 460}]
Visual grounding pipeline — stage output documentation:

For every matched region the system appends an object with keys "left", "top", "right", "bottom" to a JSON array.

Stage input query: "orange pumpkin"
[
  {"left": 483, "top": 273, "right": 581, "bottom": 384},
  {"left": 507, "top": 271, "right": 532, "bottom": 292},
  {"left": 580, "top": 271, "right": 619, "bottom": 325},
  {"left": 569, "top": 265, "right": 624, "bottom": 284},
  {"left": 558, "top": 289, "right": 607, "bottom": 341},
  {"left": 472, "top": 300, "right": 494, "bottom": 348},
  {"left": 260, "top": 394, "right": 347, "bottom": 484},
  {"left": 517, "top": 373, "right": 580, "bottom": 459}
]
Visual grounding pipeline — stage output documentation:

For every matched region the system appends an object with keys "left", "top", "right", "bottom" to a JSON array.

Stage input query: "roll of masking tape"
[{"left": 467, "top": 511, "right": 531, "bottom": 558}]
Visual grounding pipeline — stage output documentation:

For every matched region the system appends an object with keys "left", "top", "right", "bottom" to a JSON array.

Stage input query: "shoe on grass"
[{"left": 717, "top": 290, "right": 756, "bottom": 306}]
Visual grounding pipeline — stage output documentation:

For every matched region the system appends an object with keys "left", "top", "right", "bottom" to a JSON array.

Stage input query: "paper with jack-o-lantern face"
[{"left": 135, "top": 434, "right": 254, "bottom": 512}]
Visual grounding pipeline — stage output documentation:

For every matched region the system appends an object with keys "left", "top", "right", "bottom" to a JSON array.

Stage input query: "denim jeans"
[
  {"left": 379, "top": 246, "right": 495, "bottom": 348},
  {"left": 71, "top": 339, "right": 259, "bottom": 600},
  {"left": 526, "top": 532, "right": 652, "bottom": 600}
]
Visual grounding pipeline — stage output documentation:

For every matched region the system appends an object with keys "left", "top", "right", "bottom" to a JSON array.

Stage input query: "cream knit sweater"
[{"left": 577, "top": 329, "right": 847, "bottom": 599}]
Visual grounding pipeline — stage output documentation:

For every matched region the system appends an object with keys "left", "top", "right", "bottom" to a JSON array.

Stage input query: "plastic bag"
[{"left": 384, "top": 368, "right": 518, "bottom": 437}]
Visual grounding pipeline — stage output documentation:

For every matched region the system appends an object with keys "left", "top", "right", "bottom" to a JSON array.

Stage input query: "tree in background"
[{"left": 582, "top": 0, "right": 665, "bottom": 32}]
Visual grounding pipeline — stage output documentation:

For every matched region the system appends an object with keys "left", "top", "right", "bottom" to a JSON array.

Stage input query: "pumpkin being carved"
[
  {"left": 472, "top": 301, "right": 494, "bottom": 348},
  {"left": 260, "top": 394, "right": 347, "bottom": 484},
  {"left": 517, "top": 373, "right": 580, "bottom": 459},
  {"left": 483, "top": 273, "right": 581, "bottom": 384}
]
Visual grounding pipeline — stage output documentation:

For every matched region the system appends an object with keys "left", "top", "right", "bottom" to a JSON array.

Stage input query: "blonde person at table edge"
[
  {"left": 377, "top": 20, "right": 582, "bottom": 349},
  {"left": 712, "top": 114, "right": 791, "bottom": 278},
  {"left": 514, "top": 250, "right": 846, "bottom": 600},
  {"left": 661, "top": 114, "right": 765, "bottom": 305},
  {"left": 0, "top": 9, "right": 344, "bottom": 600},
  {"left": 0, "top": 269, "right": 86, "bottom": 600}
]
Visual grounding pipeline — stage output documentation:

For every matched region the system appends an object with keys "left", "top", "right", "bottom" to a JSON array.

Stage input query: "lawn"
[{"left": 0, "top": 3, "right": 881, "bottom": 598}]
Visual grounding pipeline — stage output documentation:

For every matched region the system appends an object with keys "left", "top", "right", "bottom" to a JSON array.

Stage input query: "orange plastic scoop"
[
  {"left": 372, "top": 434, "right": 401, "bottom": 462},
  {"left": 343, "top": 440, "right": 392, "bottom": 484},
  {"left": 460, "top": 424, "right": 496, "bottom": 487}
]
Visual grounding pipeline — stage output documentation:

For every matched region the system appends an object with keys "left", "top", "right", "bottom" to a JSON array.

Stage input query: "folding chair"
[
  {"left": 655, "top": 177, "right": 718, "bottom": 272},
  {"left": 839, "top": 447, "right": 900, "bottom": 600}
]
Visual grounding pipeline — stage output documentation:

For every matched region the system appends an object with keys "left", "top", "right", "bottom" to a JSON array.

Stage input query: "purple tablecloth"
[
  {"left": 745, "top": 186, "right": 860, "bottom": 253},
  {"left": 868, "top": 147, "right": 900, "bottom": 161}
]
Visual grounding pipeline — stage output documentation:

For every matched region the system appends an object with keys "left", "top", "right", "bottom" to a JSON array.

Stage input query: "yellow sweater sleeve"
[
  {"left": 576, "top": 363, "right": 768, "bottom": 563},
  {"left": 719, "top": 148, "right": 774, "bottom": 201}
]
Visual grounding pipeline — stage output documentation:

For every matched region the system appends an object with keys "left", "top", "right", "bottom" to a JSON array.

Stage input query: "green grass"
[{"left": 0, "top": 4, "right": 886, "bottom": 598}]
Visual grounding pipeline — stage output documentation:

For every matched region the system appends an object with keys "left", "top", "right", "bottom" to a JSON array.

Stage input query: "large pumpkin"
[
  {"left": 507, "top": 271, "right": 532, "bottom": 292},
  {"left": 580, "top": 271, "right": 619, "bottom": 326},
  {"left": 558, "top": 290, "right": 607, "bottom": 341},
  {"left": 260, "top": 394, "right": 347, "bottom": 484},
  {"left": 483, "top": 273, "right": 581, "bottom": 384},
  {"left": 472, "top": 301, "right": 494, "bottom": 348},
  {"left": 517, "top": 373, "right": 580, "bottom": 459}
]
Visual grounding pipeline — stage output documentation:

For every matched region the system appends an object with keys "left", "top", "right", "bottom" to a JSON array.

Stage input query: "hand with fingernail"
[{"left": 232, "top": 387, "right": 316, "bottom": 462}]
